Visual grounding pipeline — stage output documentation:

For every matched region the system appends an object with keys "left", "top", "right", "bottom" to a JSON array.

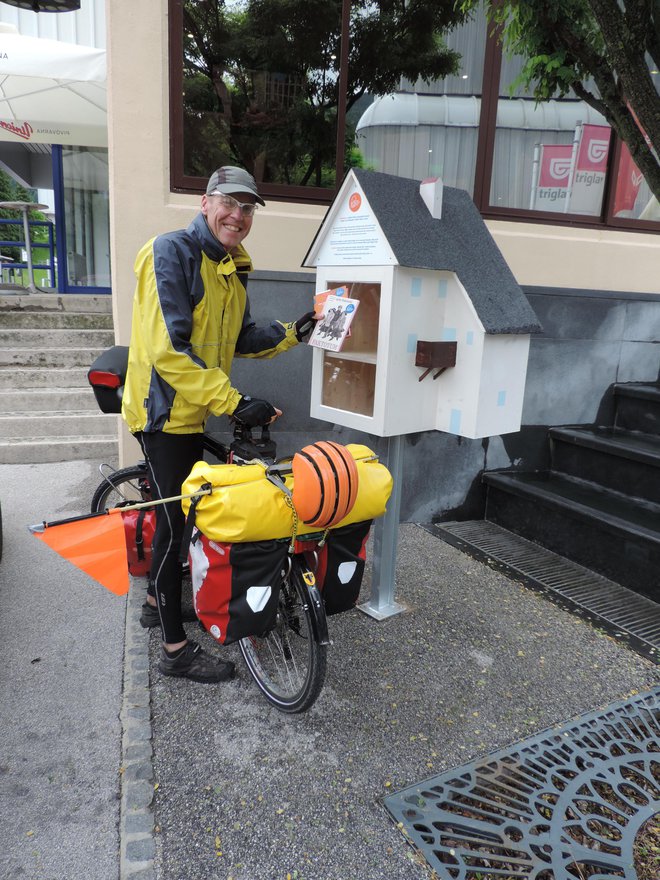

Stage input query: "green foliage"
[
  {"left": 0, "top": 171, "right": 49, "bottom": 286},
  {"left": 466, "top": 0, "right": 604, "bottom": 99},
  {"left": 181, "top": 0, "right": 467, "bottom": 187},
  {"left": 460, "top": 0, "right": 660, "bottom": 201},
  {"left": 0, "top": 170, "right": 23, "bottom": 262}
]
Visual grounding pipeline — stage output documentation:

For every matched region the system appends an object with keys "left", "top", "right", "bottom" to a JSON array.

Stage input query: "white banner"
[{"left": 566, "top": 123, "right": 610, "bottom": 215}]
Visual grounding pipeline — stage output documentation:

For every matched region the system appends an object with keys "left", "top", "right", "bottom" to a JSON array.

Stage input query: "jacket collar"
[{"left": 187, "top": 213, "right": 253, "bottom": 271}]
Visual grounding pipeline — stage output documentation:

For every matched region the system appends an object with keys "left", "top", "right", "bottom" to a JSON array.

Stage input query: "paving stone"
[
  {"left": 124, "top": 811, "right": 154, "bottom": 835},
  {"left": 124, "top": 761, "right": 153, "bottom": 783},
  {"left": 123, "top": 780, "right": 154, "bottom": 812},
  {"left": 124, "top": 742, "right": 153, "bottom": 763},
  {"left": 125, "top": 836, "right": 155, "bottom": 862}
]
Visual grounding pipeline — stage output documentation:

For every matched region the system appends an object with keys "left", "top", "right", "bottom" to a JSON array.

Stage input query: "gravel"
[{"left": 147, "top": 523, "right": 657, "bottom": 880}]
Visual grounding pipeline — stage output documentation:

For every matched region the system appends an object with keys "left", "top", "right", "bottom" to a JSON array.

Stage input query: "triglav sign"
[
  {"left": 531, "top": 143, "right": 572, "bottom": 212},
  {"left": 567, "top": 123, "right": 610, "bottom": 215}
]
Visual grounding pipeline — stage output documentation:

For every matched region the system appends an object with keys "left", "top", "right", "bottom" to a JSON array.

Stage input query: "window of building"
[
  {"left": 169, "top": 1, "right": 659, "bottom": 233},
  {"left": 170, "top": 0, "right": 350, "bottom": 203},
  {"left": 477, "top": 26, "right": 659, "bottom": 229}
]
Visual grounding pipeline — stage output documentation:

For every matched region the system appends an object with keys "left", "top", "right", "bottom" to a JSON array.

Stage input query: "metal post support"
[
  {"left": 359, "top": 433, "right": 405, "bottom": 620},
  {"left": 20, "top": 206, "right": 37, "bottom": 292},
  {"left": 52, "top": 145, "right": 68, "bottom": 294}
]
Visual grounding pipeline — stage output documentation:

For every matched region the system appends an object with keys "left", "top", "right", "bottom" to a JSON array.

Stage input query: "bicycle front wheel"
[
  {"left": 239, "top": 559, "right": 328, "bottom": 713},
  {"left": 91, "top": 464, "right": 151, "bottom": 513}
]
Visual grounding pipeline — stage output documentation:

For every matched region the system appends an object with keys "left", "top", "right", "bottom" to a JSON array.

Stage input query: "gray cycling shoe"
[{"left": 158, "top": 641, "right": 236, "bottom": 683}]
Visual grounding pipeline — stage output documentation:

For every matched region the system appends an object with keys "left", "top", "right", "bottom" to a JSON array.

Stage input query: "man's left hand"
[{"left": 295, "top": 311, "right": 318, "bottom": 342}]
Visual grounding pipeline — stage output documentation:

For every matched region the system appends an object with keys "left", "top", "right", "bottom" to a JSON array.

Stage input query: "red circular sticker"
[{"left": 349, "top": 192, "right": 361, "bottom": 212}]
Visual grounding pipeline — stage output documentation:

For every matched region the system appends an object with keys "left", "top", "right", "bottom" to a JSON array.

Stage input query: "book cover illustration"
[{"left": 308, "top": 294, "right": 360, "bottom": 352}]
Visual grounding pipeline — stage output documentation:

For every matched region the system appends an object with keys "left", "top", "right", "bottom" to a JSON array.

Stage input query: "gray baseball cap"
[{"left": 205, "top": 166, "right": 265, "bottom": 205}]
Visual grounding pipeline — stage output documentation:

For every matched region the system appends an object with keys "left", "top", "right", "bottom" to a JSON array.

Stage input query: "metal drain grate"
[
  {"left": 384, "top": 687, "right": 660, "bottom": 880},
  {"left": 428, "top": 521, "right": 660, "bottom": 661}
]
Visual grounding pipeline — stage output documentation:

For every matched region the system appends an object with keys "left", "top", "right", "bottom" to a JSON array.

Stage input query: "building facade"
[{"left": 106, "top": 1, "right": 659, "bottom": 520}]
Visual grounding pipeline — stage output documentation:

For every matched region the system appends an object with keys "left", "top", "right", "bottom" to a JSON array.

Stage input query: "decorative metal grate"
[{"left": 384, "top": 688, "right": 660, "bottom": 879}]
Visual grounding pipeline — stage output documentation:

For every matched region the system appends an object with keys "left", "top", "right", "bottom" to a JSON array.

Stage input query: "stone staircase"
[
  {"left": 481, "top": 381, "right": 660, "bottom": 602},
  {"left": 0, "top": 292, "right": 119, "bottom": 464},
  {"left": 432, "top": 380, "right": 660, "bottom": 655}
]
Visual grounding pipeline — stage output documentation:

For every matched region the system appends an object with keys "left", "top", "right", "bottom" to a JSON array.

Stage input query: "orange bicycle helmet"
[{"left": 291, "top": 441, "right": 359, "bottom": 529}]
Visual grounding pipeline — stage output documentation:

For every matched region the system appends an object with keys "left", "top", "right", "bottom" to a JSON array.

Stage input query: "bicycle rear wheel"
[
  {"left": 91, "top": 464, "right": 151, "bottom": 513},
  {"left": 239, "top": 558, "right": 328, "bottom": 713}
]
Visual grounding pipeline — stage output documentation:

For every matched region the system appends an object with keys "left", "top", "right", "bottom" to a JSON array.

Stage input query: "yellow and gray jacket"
[{"left": 122, "top": 213, "right": 298, "bottom": 434}]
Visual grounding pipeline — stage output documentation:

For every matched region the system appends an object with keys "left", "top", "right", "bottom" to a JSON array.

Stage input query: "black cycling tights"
[{"left": 136, "top": 431, "right": 204, "bottom": 644}]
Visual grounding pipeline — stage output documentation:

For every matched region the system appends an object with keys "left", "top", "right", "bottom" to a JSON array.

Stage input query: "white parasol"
[{"left": 0, "top": 23, "right": 106, "bottom": 147}]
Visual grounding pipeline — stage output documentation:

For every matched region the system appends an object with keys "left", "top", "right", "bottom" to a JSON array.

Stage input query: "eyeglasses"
[{"left": 209, "top": 191, "right": 259, "bottom": 217}]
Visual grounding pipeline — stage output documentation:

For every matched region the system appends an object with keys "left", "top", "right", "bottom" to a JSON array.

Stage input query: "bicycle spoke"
[
  {"left": 238, "top": 560, "right": 327, "bottom": 713},
  {"left": 91, "top": 465, "right": 151, "bottom": 513}
]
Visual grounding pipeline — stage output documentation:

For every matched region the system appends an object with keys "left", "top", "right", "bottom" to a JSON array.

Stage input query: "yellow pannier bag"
[{"left": 181, "top": 444, "right": 393, "bottom": 543}]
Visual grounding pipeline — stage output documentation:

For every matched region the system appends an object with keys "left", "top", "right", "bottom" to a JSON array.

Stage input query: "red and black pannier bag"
[
  {"left": 297, "top": 519, "right": 372, "bottom": 616},
  {"left": 120, "top": 506, "right": 156, "bottom": 577},
  {"left": 188, "top": 529, "right": 289, "bottom": 645}
]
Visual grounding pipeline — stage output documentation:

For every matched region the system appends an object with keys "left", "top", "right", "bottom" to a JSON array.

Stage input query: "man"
[{"left": 121, "top": 166, "right": 315, "bottom": 684}]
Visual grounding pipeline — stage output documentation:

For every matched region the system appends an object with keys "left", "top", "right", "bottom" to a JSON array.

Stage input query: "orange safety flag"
[
  {"left": 32, "top": 510, "right": 130, "bottom": 596},
  {"left": 30, "top": 486, "right": 212, "bottom": 596}
]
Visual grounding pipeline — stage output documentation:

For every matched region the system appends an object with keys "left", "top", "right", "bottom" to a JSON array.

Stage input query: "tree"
[
  {"left": 181, "top": 0, "right": 469, "bottom": 186},
  {"left": 0, "top": 169, "right": 23, "bottom": 264},
  {"left": 0, "top": 171, "right": 50, "bottom": 284},
  {"left": 462, "top": 0, "right": 660, "bottom": 202}
]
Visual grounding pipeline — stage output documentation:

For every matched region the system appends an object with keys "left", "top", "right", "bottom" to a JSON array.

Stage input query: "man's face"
[{"left": 201, "top": 191, "right": 256, "bottom": 250}]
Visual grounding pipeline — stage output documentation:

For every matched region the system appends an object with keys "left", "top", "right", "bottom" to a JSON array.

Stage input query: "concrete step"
[
  {"left": 0, "top": 388, "right": 99, "bottom": 413},
  {"left": 0, "top": 410, "right": 118, "bottom": 440},
  {"left": 0, "top": 435, "right": 118, "bottom": 465},
  {"left": 0, "top": 367, "right": 89, "bottom": 389},
  {"left": 549, "top": 425, "right": 660, "bottom": 506},
  {"left": 0, "top": 292, "right": 113, "bottom": 313},
  {"left": 483, "top": 469, "right": 660, "bottom": 601},
  {"left": 614, "top": 382, "right": 660, "bottom": 436},
  {"left": 0, "top": 328, "right": 114, "bottom": 348},
  {"left": 0, "top": 310, "right": 114, "bottom": 329},
  {"left": 0, "top": 347, "right": 105, "bottom": 368}
]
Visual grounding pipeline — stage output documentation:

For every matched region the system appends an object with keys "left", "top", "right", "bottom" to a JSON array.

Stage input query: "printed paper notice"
[
  {"left": 315, "top": 187, "right": 395, "bottom": 266},
  {"left": 308, "top": 295, "right": 360, "bottom": 352}
]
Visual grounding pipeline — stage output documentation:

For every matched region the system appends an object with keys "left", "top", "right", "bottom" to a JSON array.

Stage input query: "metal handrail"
[{"left": 0, "top": 216, "right": 56, "bottom": 288}]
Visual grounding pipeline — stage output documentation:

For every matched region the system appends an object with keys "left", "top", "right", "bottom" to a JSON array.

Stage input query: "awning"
[
  {"left": 356, "top": 93, "right": 607, "bottom": 133},
  {"left": 0, "top": 24, "right": 106, "bottom": 147}
]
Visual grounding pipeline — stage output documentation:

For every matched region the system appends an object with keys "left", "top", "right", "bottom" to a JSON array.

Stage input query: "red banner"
[
  {"left": 534, "top": 143, "right": 572, "bottom": 212},
  {"left": 568, "top": 124, "right": 610, "bottom": 214},
  {"left": 612, "top": 143, "right": 644, "bottom": 216},
  {"left": 538, "top": 144, "right": 573, "bottom": 188},
  {"left": 575, "top": 123, "right": 610, "bottom": 172}
]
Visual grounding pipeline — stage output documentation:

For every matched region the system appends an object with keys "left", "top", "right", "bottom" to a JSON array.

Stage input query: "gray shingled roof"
[{"left": 307, "top": 169, "right": 541, "bottom": 335}]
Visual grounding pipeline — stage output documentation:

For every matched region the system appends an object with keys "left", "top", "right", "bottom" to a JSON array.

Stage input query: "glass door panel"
[
  {"left": 61, "top": 146, "right": 110, "bottom": 288},
  {"left": 321, "top": 280, "right": 380, "bottom": 415}
]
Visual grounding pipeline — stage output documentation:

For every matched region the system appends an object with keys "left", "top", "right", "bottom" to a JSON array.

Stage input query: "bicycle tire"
[
  {"left": 238, "top": 558, "right": 328, "bottom": 713},
  {"left": 90, "top": 464, "right": 152, "bottom": 513}
]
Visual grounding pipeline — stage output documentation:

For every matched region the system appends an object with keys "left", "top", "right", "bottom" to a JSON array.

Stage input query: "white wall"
[{"left": 0, "top": 0, "right": 105, "bottom": 47}]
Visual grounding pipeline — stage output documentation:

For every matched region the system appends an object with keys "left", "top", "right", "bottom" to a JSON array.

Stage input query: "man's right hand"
[{"left": 232, "top": 395, "right": 280, "bottom": 427}]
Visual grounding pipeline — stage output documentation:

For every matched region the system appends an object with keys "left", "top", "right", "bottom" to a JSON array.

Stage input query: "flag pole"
[{"left": 28, "top": 485, "right": 213, "bottom": 534}]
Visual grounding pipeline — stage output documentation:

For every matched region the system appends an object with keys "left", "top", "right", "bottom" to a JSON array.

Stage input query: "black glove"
[
  {"left": 232, "top": 395, "right": 277, "bottom": 427},
  {"left": 295, "top": 310, "right": 318, "bottom": 342}
]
